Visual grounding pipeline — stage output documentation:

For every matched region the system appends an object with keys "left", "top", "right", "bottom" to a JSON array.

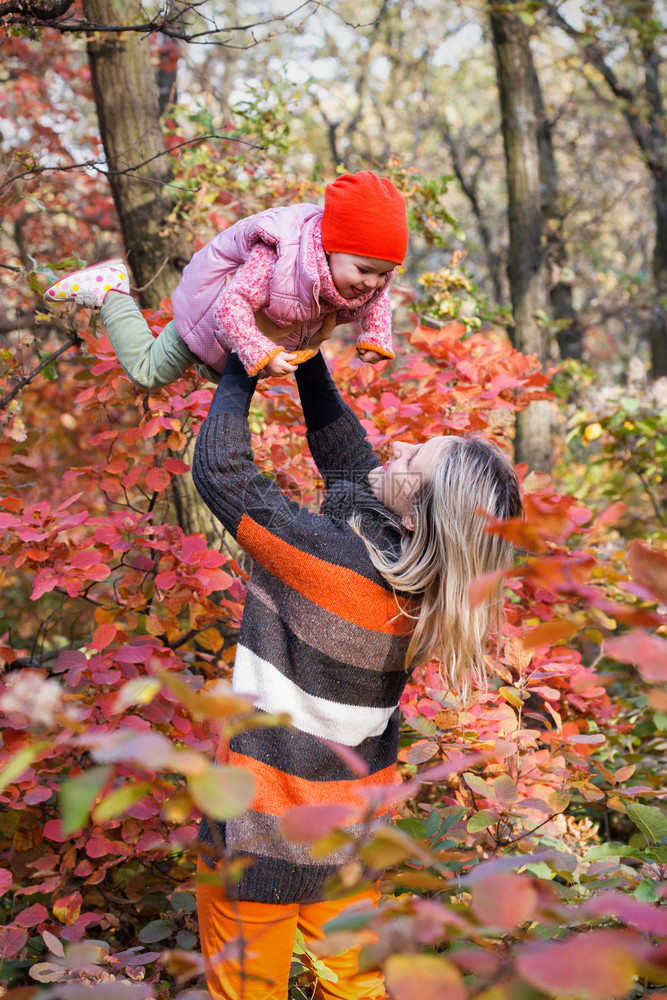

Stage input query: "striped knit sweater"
[{"left": 192, "top": 354, "right": 416, "bottom": 903}]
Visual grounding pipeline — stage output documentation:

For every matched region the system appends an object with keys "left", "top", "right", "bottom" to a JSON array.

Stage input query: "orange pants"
[{"left": 196, "top": 859, "right": 386, "bottom": 1000}]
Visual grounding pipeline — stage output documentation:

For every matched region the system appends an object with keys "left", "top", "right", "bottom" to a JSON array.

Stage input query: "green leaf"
[
  {"left": 408, "top": 716, "right": 437, "bottom": 738},
  {"left": 138, "top": 919, "right": 174, "bottom": 943},
  {"left": 171, "top": 892, "right": 197, "bottom": 914},
  {"left": 425, "top": 809, "right": 443, "bottom": 839},
  {"left": 0, "top": 740, "right": 49, "bottom": 793},
  {"left": 634, "top": 879, "right": 659, "bottom": 903},
  {"left": 467, "top": 809, "right": 499, "bottom": 833},
  {"left": 585, "top": 843, "right": 645, "bottom": 862},
  {"left": 176, "top": 929, "right": 197, "bottom": 949},
  {"left": 59, "top": 765, "right": 114, "bottom": 835},
  {"left": 394, "top": 818, "right": 427, "bottom": 839},
  {"left": 626, "top": 803, "right": 667, "bottom": 845},
  {"left": 92, "top": 781, "right": 151, "bottom": 823},
  {"left": 463, "top": 772, "right": 494, "bottom": 798}
]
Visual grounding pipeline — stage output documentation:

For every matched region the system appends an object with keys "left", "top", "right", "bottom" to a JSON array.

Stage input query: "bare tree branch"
[
  {"left": 0, "top": 0, "right": 330, "bottom": 47},
  {"left": 0, "top": 131, "right": 262, "bottom": 196},
  {"left": 0, "top": 333, "right": 80, "bottom": 410}
]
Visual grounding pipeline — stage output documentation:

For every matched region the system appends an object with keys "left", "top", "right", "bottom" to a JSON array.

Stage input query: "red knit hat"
[{"left": 321, "top": 171, "right": 409, "bottom": 265}]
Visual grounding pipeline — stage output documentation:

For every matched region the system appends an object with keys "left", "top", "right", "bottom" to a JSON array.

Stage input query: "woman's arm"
[
  {"left": 295, "top": 353, "right": 379, "bottom": 488},
  {"left": 192, "top": 354, "right": 373, "bottom": 577}
]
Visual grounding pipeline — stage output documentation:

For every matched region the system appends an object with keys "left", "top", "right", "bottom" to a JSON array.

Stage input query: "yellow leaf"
[
  {"left": 114, "top": 677, "right": 161, "bottom": 713},
  {"left": 161, "top": 672, "right": 253, "bottom": 720},
  {"left": 499, "top": 686, "right": 524, "bottom": 709},
  {"left": 196, "top": 627, "right": 224, "bottom": 653},
  {"left": 583, "top": 422, "right": 603, "bottom": 444},
  {"left": 162, "top": 788, "right": 196, "bottom": 823}
]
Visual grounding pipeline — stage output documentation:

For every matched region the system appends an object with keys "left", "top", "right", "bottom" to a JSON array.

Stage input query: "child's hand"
[
  {"left": 356, "top": 348, "right": 385, "bottom": 365},
  {"left": 262, "top": 351, "right": 298, "bottom": 377}
]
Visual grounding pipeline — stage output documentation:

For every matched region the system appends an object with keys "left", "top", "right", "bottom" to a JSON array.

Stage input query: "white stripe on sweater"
[{"left": 232, "top": 643, "right": 396, "bottom": 747}]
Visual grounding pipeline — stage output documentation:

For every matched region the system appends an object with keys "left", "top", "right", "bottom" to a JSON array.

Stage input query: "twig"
[
  {"left": 0, "top": 333, "right": 80, "bottom": 410},
  {"left": 133, "top": 256, "right": 170, "bottom": 293},
  {"left": 0, "top": 132, "right": 263, "bottom": 195}
]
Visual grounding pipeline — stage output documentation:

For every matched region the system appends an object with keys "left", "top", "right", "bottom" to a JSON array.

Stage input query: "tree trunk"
[
  {"left": 546, "top": 1, "right": 667, "bottom": 376},
  {"left": 490, "top": 0, "right": 552, "bottom": 472},
  {"left": 83, "top": 0, "right": 216, "bottom": 541},
  {"left": 83, "top": 0, "right": 188, "bottom": 307},
  {"left": 532, "top": 56, "right": 584, "bottom": 361},
  {"left": 648, "top": 110, "right": 667, "bottom": 377}
]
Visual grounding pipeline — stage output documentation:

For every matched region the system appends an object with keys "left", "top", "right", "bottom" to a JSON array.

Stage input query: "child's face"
[{"left": 327, "top": 252, "right": 398, "bottom": 300}]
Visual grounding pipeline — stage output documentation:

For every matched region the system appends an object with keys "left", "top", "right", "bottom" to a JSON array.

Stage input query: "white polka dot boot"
[{"left": 43, "top": 258, "right": 130, "bottom": 308}]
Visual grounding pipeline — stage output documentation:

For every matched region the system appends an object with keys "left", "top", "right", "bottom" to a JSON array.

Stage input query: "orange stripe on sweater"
[
  {"left": 227, "top": 750, "right": 396, "bottom": 816},
  {"left": 237, "top": 514, "right": 415, "bottom": 634}
]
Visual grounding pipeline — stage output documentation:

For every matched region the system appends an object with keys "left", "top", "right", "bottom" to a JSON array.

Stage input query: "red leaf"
[
  {"left": 627, "top": 539, "right": 667, "bottom": 604},
  {"left": 583, "top": 891, "right": 667, "bottom": 935},
  {"left": 605, "top": 630, "right": 667, "bottom": 683},
  {"left": 517, "top": 929, "right": 639, "bottom": 1000},
  {"left": 14, "top": 903, "right": 49, "bottom": 928},
  {"left": 114, "top": 643, "right": 157, "bottom": 664},
  {"left": 0, "top": 496, "right": 23, "bottom": 512},
  {"left": 145, "top": 466, "right": 171, "bottom": 492},
  {"left": 0, "top": 868, "right": 12, "bottom": 898},
  {"left": 162, "top": 458, "right": 189, "bottom": 475},
  {"left": 471, "top": 873, "right": 537, "bottom": 930},
  {"left": 0, "top": 925, "right": 28, "bottom": 958}
]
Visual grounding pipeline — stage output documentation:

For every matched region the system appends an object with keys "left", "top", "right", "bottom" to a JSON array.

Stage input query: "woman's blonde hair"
[{"left": 354, "top": 436, "right": 522, "bottom": 704}]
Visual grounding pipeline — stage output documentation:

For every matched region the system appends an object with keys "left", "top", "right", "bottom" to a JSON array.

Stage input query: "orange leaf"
[
  {"left": 468, "top": 566, "right": 511, "bottom": 608},
  {"left": 0, "top": 496, "right": 23, "bottom": 512},
  {"left": 520, "top": 619, "right": 579, "bottom": 650},
  {"left": 92, "top": 623, "right": 117, "bottom": 651}
]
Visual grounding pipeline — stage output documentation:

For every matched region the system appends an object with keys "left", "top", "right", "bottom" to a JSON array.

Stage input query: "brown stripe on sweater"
[
  {"left": 247, "top": 566, "right": 412, "bottom": 672},
  {"left": 239, "top": 599, "right": 408, "bottom": 707},
  {"left": 225, "top": 808, "right": 391, "bottom": 866}
]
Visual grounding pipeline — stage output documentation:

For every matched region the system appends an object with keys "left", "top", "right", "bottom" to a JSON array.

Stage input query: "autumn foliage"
[{"left": 1, "top": 21, "right": 667, "bottom": 1000}]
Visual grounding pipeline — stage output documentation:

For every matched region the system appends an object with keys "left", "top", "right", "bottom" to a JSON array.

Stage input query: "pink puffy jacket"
[{"left": 171, "top": 203, "right": 392, "bottom": 374}]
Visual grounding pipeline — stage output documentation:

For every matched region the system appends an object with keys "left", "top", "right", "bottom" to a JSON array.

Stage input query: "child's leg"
[
  {"left": 297, "top": 886, "right": 387, "bottom": 1000},
  {"left": 196, "top": 858, "right": 298, "bottom": 1000},
  {"left": 100, "top": 291, "right": 198, "bottom": 391}
]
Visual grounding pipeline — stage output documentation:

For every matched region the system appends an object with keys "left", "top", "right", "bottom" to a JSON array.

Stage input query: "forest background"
[{"left": 1, "top": 1, "right": 667, "bottom": 998}]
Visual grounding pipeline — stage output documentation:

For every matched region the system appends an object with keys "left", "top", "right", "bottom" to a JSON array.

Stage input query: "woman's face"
[{"left": 368, "top": 437, "right": 453, "bottom": 522}]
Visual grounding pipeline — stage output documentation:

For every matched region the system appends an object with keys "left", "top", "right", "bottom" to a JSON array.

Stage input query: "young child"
[{"left": 43, "top": 171, "right": 409, "bottom": 387}]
